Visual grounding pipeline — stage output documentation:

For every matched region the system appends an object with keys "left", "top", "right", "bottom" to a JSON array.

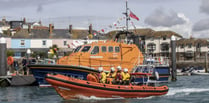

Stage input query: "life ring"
[{"left": 7, "top": 56, "right": 14, "bottom": 65}]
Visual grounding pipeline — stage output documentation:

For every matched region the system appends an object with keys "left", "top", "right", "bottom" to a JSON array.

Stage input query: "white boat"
[{"left": 191, "top": 67, "right": 209, "bottom": 76}]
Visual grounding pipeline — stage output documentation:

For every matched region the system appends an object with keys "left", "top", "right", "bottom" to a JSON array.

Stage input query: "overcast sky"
[{"left": 0, "top": 0, "right": 209, "bottom": 38}]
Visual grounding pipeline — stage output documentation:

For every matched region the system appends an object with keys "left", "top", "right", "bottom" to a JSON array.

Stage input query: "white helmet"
[
  {"left": 110, "top": 67, "right": 115, "bottom": 72},
  {"left": 124, "top": 68, "right": 128, "bottom": 72},
  {"left": 117, "top": 66, "right": 122, "bottom": 71},
  {"left": 98, "top": 67, "right": 103, "bottom": 72}
]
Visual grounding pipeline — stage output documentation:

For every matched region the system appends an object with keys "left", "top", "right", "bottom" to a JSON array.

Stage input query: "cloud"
[
  {"left": 192, "top": 30, "right": 209, "bottom": 38},
  {"left": 192, "top": 18, "right": 209, "bottom": 31},
  {"left": 200, "top": 0, "right": 209, "bottom": 15},
  {"left": 144, "top": 8, "right": 186, "bottom": 27},
  {"left": 144, "top": 13, "right": 192, "bottom": 38}
]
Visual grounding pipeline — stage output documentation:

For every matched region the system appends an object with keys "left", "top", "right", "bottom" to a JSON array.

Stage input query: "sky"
[{"left": 0, "top": 0, "right": 209, "bottom": 38}]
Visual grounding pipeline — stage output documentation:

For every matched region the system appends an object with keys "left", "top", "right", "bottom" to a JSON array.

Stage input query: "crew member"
[
  {"left": 98, "top": 67, "right": 106, "bottom": 83},
  {"left": 122, "top": 68, "right": 130, "bottom": 85},
  {"left": 115, "top": 66, "right": 124, "bottom": 84},
  {"left": 106, "top": 67, "right": 116, "bottom": 84}
]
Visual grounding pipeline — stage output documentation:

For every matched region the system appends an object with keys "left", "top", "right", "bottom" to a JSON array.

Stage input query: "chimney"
[
  {"left": 89, "top": 24, "right": 92, "bottom": 34},
  {"left": 28, "top": 24, "right": 31, "bottom": 33},
  {"left": 49, "top": 24, "right": 53, "bottom": 34},
  {"left": 69, "top": 25, "right": 72, "bottom": 34},
  {"left": 2, "top": 16, "right": 6, "bottom": 24},
  {"left": 23, "top": 17, "right": 26, "bottom": 24}
]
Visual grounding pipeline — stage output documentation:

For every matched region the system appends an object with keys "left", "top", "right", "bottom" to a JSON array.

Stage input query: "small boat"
[
  {"left": 45, "top": 74, "right": 169, "bottom": 99},
  {"left": 191, "top": 67, "right": 209, "bottom": 75}
]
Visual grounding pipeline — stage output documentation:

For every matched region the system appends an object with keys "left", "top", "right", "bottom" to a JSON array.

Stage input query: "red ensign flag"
[{"left": 129, "top": 10, "right": 139, "bottom": 21}]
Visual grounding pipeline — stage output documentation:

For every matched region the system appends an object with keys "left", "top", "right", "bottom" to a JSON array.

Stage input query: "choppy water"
[{"left": 0, "top": 76, "right": 209, "bottom": 103}]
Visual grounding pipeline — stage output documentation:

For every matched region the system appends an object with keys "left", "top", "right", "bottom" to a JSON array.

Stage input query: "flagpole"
[{"left": 125, "top": 0, "right": 129, "bottom": 40}]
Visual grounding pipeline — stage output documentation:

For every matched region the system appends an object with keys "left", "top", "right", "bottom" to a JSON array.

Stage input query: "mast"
[{"left": 125, "top": 0, "right": 129, "bottom": 37}]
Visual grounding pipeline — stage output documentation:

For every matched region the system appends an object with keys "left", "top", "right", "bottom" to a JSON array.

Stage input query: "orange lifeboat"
[
  {"left": 46, "top": 74, "right": 169, "bottom": 100},
  {"left": 57, "top": 40, "right": 144, "bottom": 71}
]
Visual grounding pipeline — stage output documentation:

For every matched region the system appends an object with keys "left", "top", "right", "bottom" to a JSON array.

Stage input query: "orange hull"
[{"left": 46, "top": 74, "right": 169, "bottom": 100}]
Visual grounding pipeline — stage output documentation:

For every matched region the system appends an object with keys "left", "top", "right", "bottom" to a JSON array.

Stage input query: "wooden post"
[
  {"left": 0, "top": 37, "right": 7, "bottom": 76},
  {"left": 171, "top": 35, "right": 177, "bottom": 81}
]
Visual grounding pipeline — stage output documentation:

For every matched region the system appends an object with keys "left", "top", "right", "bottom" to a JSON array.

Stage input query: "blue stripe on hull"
[{"left": 31, "top": 68, "right": 89, "bottom": 86}]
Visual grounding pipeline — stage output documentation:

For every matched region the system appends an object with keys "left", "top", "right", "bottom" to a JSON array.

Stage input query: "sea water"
[{"left": 0, "top": 76, "right": 209, "bottom": 103}]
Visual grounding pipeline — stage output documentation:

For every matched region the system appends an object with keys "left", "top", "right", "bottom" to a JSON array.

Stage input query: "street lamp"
[{"left": 171, "top": 35, "right": 176, "bottom": 81}]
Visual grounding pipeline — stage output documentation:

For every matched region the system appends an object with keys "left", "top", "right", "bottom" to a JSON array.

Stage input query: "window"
[
  {"left": 163, "top": 36, "right": 166, "bottom": 40},
  {"left": 108, "top": 46, "right": 113, "bottom": 52},
  {"left": 64, "top": 41, "right": 67, "bottom": 46},
  {"left": 91, "top": 46, "right": 99, "bottom": 54},
  {"left": 20, "top": 40, "right": 25, "bottom": 46},
  {"left": 180, "top": 44, "right": 184, "bottom": 48},
  {"left": 74, "top": 46, "right": 82, "bottom": 53},
  {"left": 161, "top": 43, "right": 169, "bottom": 52},
  {"left": 187, "top": 43, "right": 192, "bottom": 48},
  {"left": 101, "top": 46, "right": 107, "bottom": 52},
  {"left": 42, "top": 40, "right": 46, "bottom": 46},
  {"left": 81, "top": 46, "right": 91, "bottom": 52},
  {"left": 14, "top": 52, "right": 21, "bottom": 57},
  {"left": 196, "top": 43, "right": 201, "bottom": 48},
  {"left": 115, "top": 46, "right": 120, "bottom": 53},
  {"left": 147, "top": 43, "right": 156, "bottom": 53}
]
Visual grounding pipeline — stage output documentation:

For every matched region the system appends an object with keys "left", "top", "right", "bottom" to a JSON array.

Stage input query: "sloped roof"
[
  {"left": 106, "top": 28, "right": 183, "bottom": 39},
  {"left": 177, "top": 38, "right": 209, "bottom": 46},
  {"left": 0, "top": 33, "right": 8, "bottom": 37}
]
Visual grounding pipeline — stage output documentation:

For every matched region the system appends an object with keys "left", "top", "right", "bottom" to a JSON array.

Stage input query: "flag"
[{"left": 129, "top": 10, "right": 139, "bottom": 21}]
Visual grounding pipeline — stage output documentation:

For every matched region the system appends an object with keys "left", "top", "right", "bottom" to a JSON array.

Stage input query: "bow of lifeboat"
[
  {"left": 46, "top": 74, "right": 169, "bottom": 100},
  {"left": 57, "top": 40, "right": 144, "bottom": 71}
]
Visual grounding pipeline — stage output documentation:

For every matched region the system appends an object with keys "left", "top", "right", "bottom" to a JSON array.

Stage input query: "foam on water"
[
  {"left": 136, "top": 96, "right": 155, "bottom": 100},
  {"left": 76, "top": 95, "right": 124, "bottom": 100},
  {"left": 166, "top": 87, "right": 209, "bottom": 96}
]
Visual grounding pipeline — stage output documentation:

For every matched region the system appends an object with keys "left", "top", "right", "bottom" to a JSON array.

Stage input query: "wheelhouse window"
[
  {"left": 108, "top": 46, "right": 113, "bottom": 52},
  {"left": 81, "top": 46, "right": 91, "bottom": 52},
  {"left": 42, "top": 40, "right": 46, "bottom": 46},
  {"left": 20, "top": 40, "right": 25, "bottom": 46},
  {"left": 115, "top": 46, "right": 120, "bottom": 53},
  {"left": 91, "top": 46, "right": 99, "bottom": 54},
  {"left": 101, "top": 46, "right": 107, "bottom": 52},
  {"left": 74, "top": 46, "right": 82, "bottom": 53}
]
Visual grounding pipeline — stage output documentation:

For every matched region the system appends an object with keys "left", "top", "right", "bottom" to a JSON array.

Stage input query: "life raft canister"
[
  {"left": 87, "top": 73, "right": 99, "bottom": 83},
  {"left": 7, "top": 56, "right": 14, "bottom": 65}
]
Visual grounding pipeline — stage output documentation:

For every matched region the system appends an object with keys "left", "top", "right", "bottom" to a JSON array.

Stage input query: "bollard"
[
  {"left": 171, "top": 35, "right": 177, "bottom": 81},
  {"left": 0, "top": 37, "right": 7, "bottom": 76}
]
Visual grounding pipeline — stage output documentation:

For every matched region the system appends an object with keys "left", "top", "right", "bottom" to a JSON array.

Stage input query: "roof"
[
  {"left": 0, "top": 33, "right": 8, "bottom": 37},
  {"left": 177, "top": 38, "right": 209, "bottom": 46},
  {"left": 107, "top": 28, "right": 183, "bottom": 39}
]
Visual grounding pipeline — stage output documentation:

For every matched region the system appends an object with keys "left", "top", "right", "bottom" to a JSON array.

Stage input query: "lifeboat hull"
[{"left": 46, "top": 74, "right": 169, "bottom": 100}]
